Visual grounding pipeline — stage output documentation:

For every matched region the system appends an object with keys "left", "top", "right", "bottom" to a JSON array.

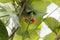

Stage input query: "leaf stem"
[{"left": 19, "top": 0, "right": 29, "bottom": 19}]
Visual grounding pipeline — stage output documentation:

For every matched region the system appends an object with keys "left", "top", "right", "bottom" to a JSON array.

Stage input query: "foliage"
[
  {"left": 43, "top": 32, "right": 56, "bottom": 40},
  {"left": 0, "top": 0, "right": 60, "bottom": 40},
  {"left": 44, "top": 17, "right": 59, "bottom": 34}
]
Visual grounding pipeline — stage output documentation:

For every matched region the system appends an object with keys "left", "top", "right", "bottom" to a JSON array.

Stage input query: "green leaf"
[
  {"left": 10, "top": 13, "right": 20, "bottom": 27},
  {"left": 13, "top": 33, "right": 22, "bottom": 40},
  {"left": 36, "top": 24, "right": 42, "bottom": 30},
  {"left": 28, "top": 0, "right": 47, "bottom": 13},
  {"left": 19, "top": 16, "right": 42, "bottom": 32},
  {"left": 52, "top": 0, "right": 60, "bottom": 6},
  {"left": 14, "top": 16, "right": 41, "bottom": 40},
  {"left": 44, "top": 17, "right": 59, "bottom": 34},
  {"left": 0, "top": 3, "right": 20, "bottom": 27},
  {"left": 13, "top": 30, "right": 40, "bottom": 40},
  {"left": 29, "top": 31, "right": 40, "bottom": 40},
  {"left": 0, "top": 0, "right": 11, "bottom": 3},
  {"left": 0, "top": 20, "right": 8, "bottom": 40},
  {"left": 25, "top": 0, "right": 48, "bottom": 18},
  {"left": 28, "top": 17, "right": 43, "bottom": 31},
  {"left": 14, "top": 15, "right": 42, "bottom": 40},
  {"left": 56, "top": 22, "right": 60, "bottom": 34},
  {"left": 19, "top": 17, "right": 28, "bottom": 32},
  {"left": 0, "top": 16, "right": 10, "bottom": 26},
  {"left": 43, "top": 32, "right": 56, "bottom": 40}
]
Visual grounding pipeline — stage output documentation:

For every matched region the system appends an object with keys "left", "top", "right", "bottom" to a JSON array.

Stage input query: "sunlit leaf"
[
  {"left": 36, "top": 24, "right": 42, "bottom": 30},
  {"left": 13, "top": 30, "right": 40, "bottom": 40},
  {"left": 19, "top": 17, "right": 28, "bottom": 32},
  {"left": 28, "top": 17, "right": 42, "bottom": 31},
  {"left": 43, "top": 32, "right": 56, "bottom": 40},
  {"left": 13, "top": 33, "right": 22, "bottom": 40},
  {"left": 29, "top": 31, "right": 40, "bottom": 40},
  {"left": 44, "top": 17, "right": 59, "bottom": 34}
]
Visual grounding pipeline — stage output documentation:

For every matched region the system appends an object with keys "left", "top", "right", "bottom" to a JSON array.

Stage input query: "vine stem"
[
  {"left": 9, "top": 0, "right": 29, "bottom": 39},
  {"left": 19, "top": 0, "right": 29, "bottom": 19},
  {"left": 9, "top": 27, "right": 19, "bottom": 38},
  {"left": 10, "top": 34, "right": 14, "bottom": 40}
]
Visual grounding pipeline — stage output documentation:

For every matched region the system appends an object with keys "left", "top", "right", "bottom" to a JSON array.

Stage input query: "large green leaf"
[
  {"left": 43, "top": 32, "right": 56, "bottom": 40},
  {"left": 0, "top": 20, "right": 8, "bottom": 40},
  {"left": 44, "top": 17, "right": 59, "bottom": 34},
  {"left": 0, "top": 0, "right": 11, "bottom": 3},
  {"left": 0, "top": 3, "right": 20, "bottom": 27}
]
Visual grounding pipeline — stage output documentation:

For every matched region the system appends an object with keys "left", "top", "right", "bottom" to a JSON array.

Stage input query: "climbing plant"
[{"left": 0, "top": 0, "right": 60, "bottom": 40}]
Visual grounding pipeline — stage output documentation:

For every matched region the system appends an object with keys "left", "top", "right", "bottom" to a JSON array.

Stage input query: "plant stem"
[
  {"left": 26, "top": 22, "right": 30, "bottom": 31},
  {"left": 19, "top": 0, "right": 29, "bottom": 19},
  {"left": 10, "top": 34, "right": 14, "bottom": 40},
  {"left": 22, "top": 22, "right": 30, "bottom": 40},
  {"left": 9, "top": 0, "right": 29, "bottom": 39},
  {"left": 9, "top": 27, "right": 19, "bottom": 38}
]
